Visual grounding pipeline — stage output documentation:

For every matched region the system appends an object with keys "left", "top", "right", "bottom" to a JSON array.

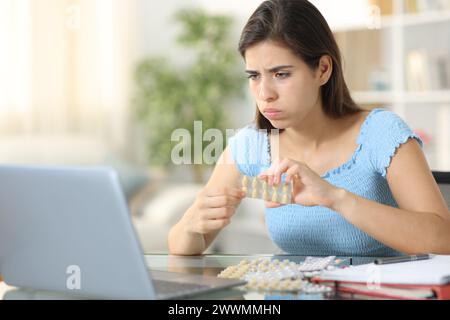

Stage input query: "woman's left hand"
[{"left": 258, "top": 158, "right": 342, "bottom": 208}]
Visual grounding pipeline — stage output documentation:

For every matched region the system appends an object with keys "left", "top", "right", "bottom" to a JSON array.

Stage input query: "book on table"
[{"left": 314, "top": 255, "right": 450, "bottom": 300}]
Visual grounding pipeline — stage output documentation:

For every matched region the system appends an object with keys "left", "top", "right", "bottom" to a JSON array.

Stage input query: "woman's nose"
[{"left": 258, "top": 79, "right": 277, "bottom": 101}]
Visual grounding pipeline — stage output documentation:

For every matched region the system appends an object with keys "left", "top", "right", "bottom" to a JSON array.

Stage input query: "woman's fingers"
[
  {"left": 273, "top": 159, "right": 291, "bottom": 184},
  {"left": 259, "top": 167, "right": 274, "bottom": 184},
  {"left": 264, "top": 201, "right": 282, "bottom": 208},
  {"left": 202, "top": 194, "right": 243, "bottom": 208},
  {"left": 259, "top": 162, "right": 282, "bottom": 185},
  {"left": 204, "top": 187, "right": 245, "bottom": 198},
  {"left": 285, "top": 166, "right": 300, "bottom": 184},
  {"left": 199, "top": 187, "right": 245, "bottom": 208},
  {"left": 260, "top": 158, "right": 303, "bottom": 185},
  {"left": 203, "top": 206, "right": 236, "bottom": 220}
]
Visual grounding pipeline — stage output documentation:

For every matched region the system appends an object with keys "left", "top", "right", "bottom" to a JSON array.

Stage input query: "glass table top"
[{"left": 1, "top": 254, "right": 381, "bottom": 300}]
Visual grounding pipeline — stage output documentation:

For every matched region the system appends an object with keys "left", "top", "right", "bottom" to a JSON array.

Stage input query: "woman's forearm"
[
  {"left": 330, "top": 188, "right": 450, "bottom": 255},
  {"left": 167, "top": 207, "right": 206, "bottom": 256}
]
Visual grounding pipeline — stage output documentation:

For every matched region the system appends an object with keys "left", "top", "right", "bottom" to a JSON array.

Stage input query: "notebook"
[
  {"left": 327, "top": 282, "right": 450, "bottom": 300},
  {"left": 318, "top": 255, "right": 450, "bottom": 285}
]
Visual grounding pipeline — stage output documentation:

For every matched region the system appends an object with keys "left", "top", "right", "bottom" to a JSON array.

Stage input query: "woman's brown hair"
[{"left": 238, "top": 0, "right": 362, "bottom": 131}]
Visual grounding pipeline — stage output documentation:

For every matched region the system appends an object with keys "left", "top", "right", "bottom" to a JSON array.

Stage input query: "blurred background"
[{"left": 1, "top": 0, "right": 449, "bottom": 254}]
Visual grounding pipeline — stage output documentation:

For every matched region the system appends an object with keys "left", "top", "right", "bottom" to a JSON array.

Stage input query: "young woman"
[{"left": 168, "top": 0, "right": 450, "bottom": 256}]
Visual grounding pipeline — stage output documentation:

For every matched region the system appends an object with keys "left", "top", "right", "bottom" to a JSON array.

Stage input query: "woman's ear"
[{"left": 318, "top": 55, "right": 333, "bottom": 86}]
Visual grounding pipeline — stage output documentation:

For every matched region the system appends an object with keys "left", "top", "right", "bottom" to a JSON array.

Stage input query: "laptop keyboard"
[{"left": 153, "top": 279, "right": 210, "bottom": 296}]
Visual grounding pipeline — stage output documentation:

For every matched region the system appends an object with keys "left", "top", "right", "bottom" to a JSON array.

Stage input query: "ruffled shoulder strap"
[{"left": 358, "top": 108, "right": 423, "bottom": 178}]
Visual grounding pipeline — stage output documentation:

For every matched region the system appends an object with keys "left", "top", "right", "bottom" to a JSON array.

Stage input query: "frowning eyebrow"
[{"left": 245, "top": 65, "right": 294, "bottom": 74}]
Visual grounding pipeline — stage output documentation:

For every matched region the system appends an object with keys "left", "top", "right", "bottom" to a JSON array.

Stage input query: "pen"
[{"left": 374, "top": 254, "right": 432, "bottom": 265}]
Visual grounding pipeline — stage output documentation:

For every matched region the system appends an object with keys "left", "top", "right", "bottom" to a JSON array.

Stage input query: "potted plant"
[{"left": 133, "top": 9, "right": 246, "bottom": 183}]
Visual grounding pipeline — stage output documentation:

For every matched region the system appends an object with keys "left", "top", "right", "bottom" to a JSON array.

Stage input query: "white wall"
[
  {"left": 198, "top": 0, "right": 371, "bottom": 31},
  {"left": 310, "top": 0, "right": 370, "bottom": 31},
  {"left": 136, "top": 0, "right": 198, "bottom": 65}
]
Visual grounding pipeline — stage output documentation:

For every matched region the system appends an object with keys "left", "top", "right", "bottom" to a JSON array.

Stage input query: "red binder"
[
  {"left": 315, "top": 255, "right": 450, "bottom": 299},
  {"left": 314, "top": 279, "right": 450, "bottom": 300}
]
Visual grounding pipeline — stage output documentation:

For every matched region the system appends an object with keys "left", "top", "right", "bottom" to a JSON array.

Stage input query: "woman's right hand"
[{"left": 185, "top": 186, "right": 246, "bottom": 235}]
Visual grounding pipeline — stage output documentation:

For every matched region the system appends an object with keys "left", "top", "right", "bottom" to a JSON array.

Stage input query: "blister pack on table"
[{"left": 218, "top": 256, "right": 338, "bottom": 293}]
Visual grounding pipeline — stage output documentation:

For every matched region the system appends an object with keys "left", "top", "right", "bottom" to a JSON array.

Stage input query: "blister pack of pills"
[
  {"left": 241, "top": 174, "right": 293, "bottom": 204},
  {"left": 217, "top": 257, "right": 337, "bottom": 294},
  {"left": 298, "top": 256, "right": 337, "bottom": 272}
]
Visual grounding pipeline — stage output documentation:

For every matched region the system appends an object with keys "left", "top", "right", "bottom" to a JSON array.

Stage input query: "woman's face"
[{"left": 244, "top": 40, "right": 323, "bottom": 129}]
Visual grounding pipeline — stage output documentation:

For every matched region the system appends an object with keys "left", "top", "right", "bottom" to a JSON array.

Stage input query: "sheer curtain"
[
  {"left": 0, "top": 0, "right": 32, "bottom": 133},
  {"left": 0, "top": 0, "right": 138, "bottom": 164}
]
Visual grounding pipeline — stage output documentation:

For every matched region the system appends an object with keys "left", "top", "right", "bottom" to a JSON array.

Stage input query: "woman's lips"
[{"left": 264, "top": 109, "right": 282, "bottom": 119}]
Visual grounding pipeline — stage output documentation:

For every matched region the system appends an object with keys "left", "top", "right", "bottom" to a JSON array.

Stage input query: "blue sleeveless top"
[{"left": 228, "top": 108, "right": 423, "bottom": 257}]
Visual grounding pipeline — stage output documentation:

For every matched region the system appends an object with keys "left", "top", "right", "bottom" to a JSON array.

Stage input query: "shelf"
[
  {"left": 332, "top": 1, "right": 450, "bottom": 170},
  {"left": 333, "top": 10, "right": 450, "bottom": 33},
  {"left": 352, "top": 90, "right": 450, "bottom": 105},
  {"left": 352, "top": 91, "right": 394, "bottom": 104},
  {"left": 400, "top": 10, "right": 450, "bottom": 27},
  {"left": 403, "top": 91, "right": 450, "bottom": 104}
]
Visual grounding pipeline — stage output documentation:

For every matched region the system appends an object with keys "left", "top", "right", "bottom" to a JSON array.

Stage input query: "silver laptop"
[{"left": 0, "top": 165, "right": 245, "bottom": 299}]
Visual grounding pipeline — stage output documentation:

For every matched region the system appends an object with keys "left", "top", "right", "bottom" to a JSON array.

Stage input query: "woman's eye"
[
  {"left": 275, "top": 72, "right": 290, "bottom": 79},
  {"left": 246, "top": 73, "right": 289, "bottom": 80}
]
